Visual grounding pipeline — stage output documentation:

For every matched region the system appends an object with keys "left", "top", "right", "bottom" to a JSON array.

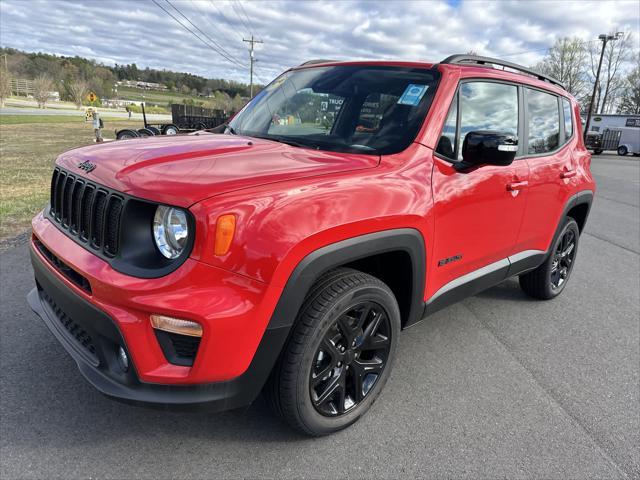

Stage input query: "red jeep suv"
[{"left": 28, "top": 55, "right": 595, "bottom": 435}]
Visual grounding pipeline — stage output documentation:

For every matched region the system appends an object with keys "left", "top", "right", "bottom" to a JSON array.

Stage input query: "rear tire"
[
  {"left": 116, "top": 129, "right": 139, "bottom": 140},
  {"left": 265, "top": 268, "right": 400, "bottom": 436},
  {"left": 137, "top": 128, "right": 154, "bottom": 137},
  {"left": 162, "top": 124, "right": 179, "bottom": 135},
  {"left": 519, "top": 217, "right": 580, "bottom": 300}
]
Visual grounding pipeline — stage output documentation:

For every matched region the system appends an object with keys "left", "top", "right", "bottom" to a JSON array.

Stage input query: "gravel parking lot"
[{"left": 1, "top": 153, "right": 638, "bottom": 479}]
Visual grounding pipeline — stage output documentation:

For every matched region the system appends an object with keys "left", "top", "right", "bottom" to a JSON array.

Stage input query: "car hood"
[{"left": 56, "top": 134, "right": 379, "bottom": 207}]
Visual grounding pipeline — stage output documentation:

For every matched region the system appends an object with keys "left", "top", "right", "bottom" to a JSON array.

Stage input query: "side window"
[
  {"left": 436, "top": 82, "right": 518, "bottom": 161},
  {"left": 436, "top": 95, "right": 457, "bottom": 159},
  {"left": 458, "top": 82, "right": 518, "bottom": 160},
  {"left": 526, "top": 89, "right": 560, "bottom": 154},
  {"left": 562, "top": 97, "right": 573, "bottom": 140}
]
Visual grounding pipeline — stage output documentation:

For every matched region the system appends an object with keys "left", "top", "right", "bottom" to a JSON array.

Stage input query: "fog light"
[
  {"left": 150, "top": 314, "right": 203, "bottom": 337},
  {"left": 117, "top": 346, "right": 129, "bottom": 372}
]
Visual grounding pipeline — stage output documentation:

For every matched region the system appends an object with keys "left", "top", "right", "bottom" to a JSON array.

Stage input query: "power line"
[
  {"left": 164, "top": 0, "right": 246, "bottom": 68},
  {"left": 151, "top": 0, "right": 246, "bottom": 70},
  {"left": 208, "top": 0, "right": 243, "bottom": 41},
  {"left": 188, "top": 0, "right": 244, "bottom": 57},
  {"left": 236, "top": 0, "right": 256, "bottom": 37},
  {"left": 231, "top": 0, "right": 254, "bottom": 37}
]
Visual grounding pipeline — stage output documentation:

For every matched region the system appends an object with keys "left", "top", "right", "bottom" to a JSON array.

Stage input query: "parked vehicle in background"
[
  {"left": 115, "top": 103, "right": 234, "bottom": 139},
  {"left": 614, "top": 126, "right": 640, "bottom": 156},
  {"left": 28, "top": 55, "right": 595, "bottom": 436}
]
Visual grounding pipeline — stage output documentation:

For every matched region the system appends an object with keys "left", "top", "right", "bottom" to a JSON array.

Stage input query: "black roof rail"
[
  {"left": 298, "top": 59, "right": 337, "bottom": 66},
  {"left": 440, "top": 54, "right": 565, "bottom": 90}
]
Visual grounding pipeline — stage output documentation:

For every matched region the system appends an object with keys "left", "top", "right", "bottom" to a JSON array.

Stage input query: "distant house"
[
  {"left": 116, "top": 80, "right": 168, "bottom": 91},
  {"left": 101, "top": 99, "right": 141, "bottom": 108}
]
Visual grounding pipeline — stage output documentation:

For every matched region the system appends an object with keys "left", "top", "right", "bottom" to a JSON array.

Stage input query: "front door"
[{"left": 428, "top": 80, "right": 529, "bottom": 302}]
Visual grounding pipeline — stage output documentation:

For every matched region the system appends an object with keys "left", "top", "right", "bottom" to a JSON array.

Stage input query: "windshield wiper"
[
  {"left": 223, "top": 123, "right": 238, "bottom": 135},
  {"left": 249, "top": 134, "right": 318, "bottom": 150}
]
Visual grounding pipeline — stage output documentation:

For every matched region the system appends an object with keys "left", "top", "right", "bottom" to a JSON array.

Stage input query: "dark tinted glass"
[
  {"left": 527, "top": 89, "right": 560, "bottom": 154},
  {"left": 562, "top": 97, "right": 573, "bottom": 140},
  {"left": 229, "top": 66, "right": 440, "bottom": 155},
  {"left": 458, "top": 82, "right": 518, "bottom": 160}
]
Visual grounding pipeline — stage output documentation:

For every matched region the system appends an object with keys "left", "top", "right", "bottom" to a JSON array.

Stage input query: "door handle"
[
  {"left": 507, "top": 181, "right": 528, "bottom": 191},
  {"left": 560, "top": 169, "right": 576, "bottom": 179}
]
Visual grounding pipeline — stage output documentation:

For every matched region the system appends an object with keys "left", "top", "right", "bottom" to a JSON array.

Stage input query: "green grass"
[
  {"left": 0, "top": 115, "right": 137, "bottom": 125},
  {"left": 0, "top": 119, "right": 142, "bottom": 240}
]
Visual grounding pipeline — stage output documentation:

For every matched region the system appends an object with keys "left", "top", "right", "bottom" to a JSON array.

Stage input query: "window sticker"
[{"left": 397, "top": 84, "right": 428, "bottom": 106}]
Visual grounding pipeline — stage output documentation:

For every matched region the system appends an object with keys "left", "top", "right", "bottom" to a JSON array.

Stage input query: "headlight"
[{"left": 153, "top": 206, "right": 189, "bottom": 259}]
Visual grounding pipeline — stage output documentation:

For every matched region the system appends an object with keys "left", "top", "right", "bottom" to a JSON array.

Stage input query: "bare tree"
[
  {"left": 33, "top": 74, "right": 54, "bottom": 108},
  {"left": 589, "top": 32, "right": 634, "bottom": 114},
  {"left": 618, "top": 56, "right": 640, "bottom": 114},
  {"left": 68, "top": 79, "right": 88, "bottom": 109},
  {"left": 0, "top": 68, "right": 11, "bottom": 108},
  {"left": 536, "top": 37, "right": 588, "bottom": 98}
]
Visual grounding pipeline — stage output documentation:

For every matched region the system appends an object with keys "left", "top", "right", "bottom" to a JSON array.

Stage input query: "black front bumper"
[{"left": 28, "top": 245, "right": 289, "bottom": 412}]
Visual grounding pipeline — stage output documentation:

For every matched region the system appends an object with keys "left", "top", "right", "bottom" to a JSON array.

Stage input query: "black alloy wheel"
[
  {"left": 265, "top": 268, "right": 400, "bottom": 436},
  {"left": 310, "top": 301, "right": 391, "bottom": 416},
  {"left": 550, "top": 227, "right": 576, "bottom": 290},
  {"left": 520, "top": 217, "right": 580, "bottom": 300}
]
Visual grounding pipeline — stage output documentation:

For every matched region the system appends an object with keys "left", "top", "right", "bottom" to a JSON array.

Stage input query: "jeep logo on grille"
[{"left": 78, "top": 161, "right": 96, "bottom": 173}]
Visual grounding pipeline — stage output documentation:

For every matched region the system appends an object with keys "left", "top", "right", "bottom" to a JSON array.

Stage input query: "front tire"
[
  {"left": 617, "top": 145, "right": 628, "bottom": 156},
  {"left": 265, "top": 268, "right": 400, "bottom": 436},
  {"left": 519, "top": 217, "right": 580, "bottom": 300}
]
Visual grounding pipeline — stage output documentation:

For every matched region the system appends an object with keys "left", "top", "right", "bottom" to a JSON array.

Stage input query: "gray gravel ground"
[{"left": 1, "top": 154, "right": 638, "bottom": 479}]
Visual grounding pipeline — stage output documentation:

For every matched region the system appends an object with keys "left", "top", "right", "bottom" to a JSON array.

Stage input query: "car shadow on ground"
[{"left": 475, "top": 277, "right": 531, "bottom": 302}]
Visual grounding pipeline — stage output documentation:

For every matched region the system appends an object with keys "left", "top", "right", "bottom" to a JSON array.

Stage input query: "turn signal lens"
[
  {"left": 150, "top": 315, "right": 203, "bottom": 337},
  {"left": 214, "top": 214, "right": 236, "bottom": 256}
]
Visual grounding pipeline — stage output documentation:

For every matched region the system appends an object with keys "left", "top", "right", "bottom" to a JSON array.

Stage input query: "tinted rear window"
[{"left": 527, "top": 89, "right": 560, "bottom": 154}]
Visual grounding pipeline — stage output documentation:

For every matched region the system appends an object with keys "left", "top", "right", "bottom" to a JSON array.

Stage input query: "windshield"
[{"left": 229, "top": 65, "right": 440, "bottom": 155}]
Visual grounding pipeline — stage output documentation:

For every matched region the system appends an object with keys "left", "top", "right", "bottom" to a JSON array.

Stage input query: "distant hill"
[{"left": 0, "top": 47, "right": 260, "bottom": 103}]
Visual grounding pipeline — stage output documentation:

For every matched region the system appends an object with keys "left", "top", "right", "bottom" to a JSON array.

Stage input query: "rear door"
[
  {"left": 517, "top": 90, "right": 577, "bottom": 254},
  {"left": 429, "top": 80, "right": 529, "bottom": 298}
]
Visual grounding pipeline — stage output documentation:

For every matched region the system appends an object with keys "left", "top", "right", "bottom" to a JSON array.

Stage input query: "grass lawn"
[
  {"left": 0, "top": 115, "right": 133, "bottom": 125},
  {"left": 0, "top": 117, "right": 141, "bottom": 241}
]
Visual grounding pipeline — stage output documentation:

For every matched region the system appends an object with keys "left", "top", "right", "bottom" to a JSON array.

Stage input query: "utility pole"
[
  {"left": 243, "top": 35, "right": 263, "bottom": 98},
  {"left": 584, "top": 32, "right": 623, "bottom": 140}
]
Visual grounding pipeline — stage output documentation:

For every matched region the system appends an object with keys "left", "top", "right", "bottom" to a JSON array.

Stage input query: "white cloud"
[{"left": 0, "top": 0, "right": 638, "bottom": 84}]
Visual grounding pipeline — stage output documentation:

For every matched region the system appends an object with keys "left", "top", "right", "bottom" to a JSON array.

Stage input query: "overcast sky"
[{"left": 1, "top": 0, "right": 638, "bottom": 84}]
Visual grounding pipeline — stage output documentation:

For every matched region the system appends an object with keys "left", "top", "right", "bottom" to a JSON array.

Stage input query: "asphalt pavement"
[{"left": 1, "top": 154, "right": 638, "bottom": 479}]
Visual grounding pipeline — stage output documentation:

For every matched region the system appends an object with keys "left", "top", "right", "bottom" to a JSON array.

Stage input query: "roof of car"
[{"left": 293, "top": 56, "right": 569, "bottom": 98}]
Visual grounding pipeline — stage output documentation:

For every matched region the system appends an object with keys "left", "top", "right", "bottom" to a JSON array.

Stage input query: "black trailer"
[{"left": 115, "top": 103, "right": 234, "bottom": 140}]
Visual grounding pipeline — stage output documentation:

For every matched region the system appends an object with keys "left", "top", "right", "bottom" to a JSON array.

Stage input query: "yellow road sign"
[{"left": 87, "top": 92, "right": 97, "bottom": 102}]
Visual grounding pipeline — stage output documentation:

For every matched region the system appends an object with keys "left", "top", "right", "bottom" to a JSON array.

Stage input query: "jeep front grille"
[{"left": 49, "top": 168, "right": 124, "bottom": 257}]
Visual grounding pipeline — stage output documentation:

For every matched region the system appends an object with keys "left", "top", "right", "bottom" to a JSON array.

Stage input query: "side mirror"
[{"left": 455, "top": 131, "right": 518, "bottom": 171}]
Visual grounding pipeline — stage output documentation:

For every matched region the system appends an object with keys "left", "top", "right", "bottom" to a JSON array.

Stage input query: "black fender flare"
[
  {"left": 552, "top": 189, "right": 594, "bottom": 245},
  {"left": 224, "top": 228, "right": 426, "bottom": 406},
  {"left": 532, "top": 189, "right": 594, "bottom": 271},
  {"left": 268, "top": 228, "right": 426, "bottom": 330}
]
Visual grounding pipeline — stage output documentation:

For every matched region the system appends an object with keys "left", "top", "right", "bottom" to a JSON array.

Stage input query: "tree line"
[
  {"left": 1, "top": 41, "right": 638, "bottom": 115},
  {"left": 535, "top": 33, "right": 639, "bottom": 115},
  {"left": 0, "top": 47, "right": 259, "bottom": 109}
]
